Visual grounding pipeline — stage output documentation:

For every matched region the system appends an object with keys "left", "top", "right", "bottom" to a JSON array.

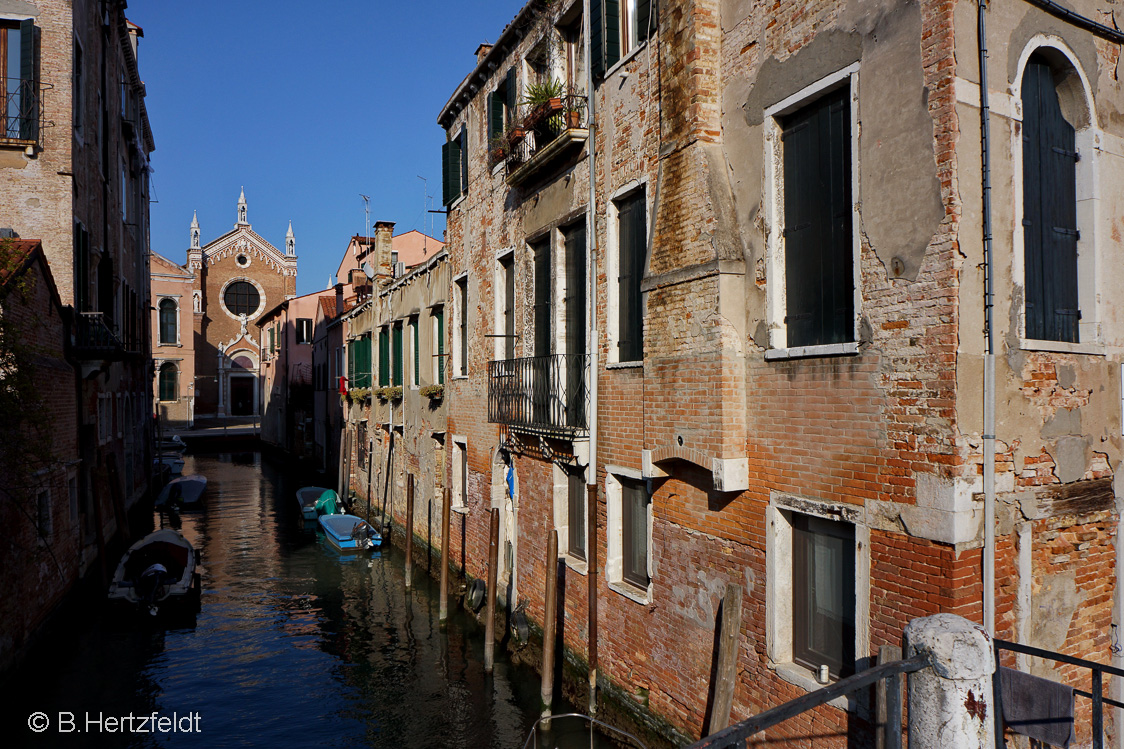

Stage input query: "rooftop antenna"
[
  {"left": 417, "top": 175, "right": 431, "bottom": 255},
  {"left": 360, "top": 193, "right": 371, "bottom": 259}
]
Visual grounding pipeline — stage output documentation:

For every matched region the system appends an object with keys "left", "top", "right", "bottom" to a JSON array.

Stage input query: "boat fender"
[{"left": 466, "top": 578, "right": 487, "bottom": 612}]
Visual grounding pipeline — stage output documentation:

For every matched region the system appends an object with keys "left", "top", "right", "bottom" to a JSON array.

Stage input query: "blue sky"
[{"left": 138, "top": 0, "right": 524, "bottom": 297}]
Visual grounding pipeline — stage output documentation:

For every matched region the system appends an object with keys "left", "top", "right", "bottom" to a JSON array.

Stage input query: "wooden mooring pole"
[
  {"left": 484, "top": 508, "right": 500, "bottom": 673},
  {"left": 439, "top": 487, "right": 451, "bottom": 623},
  {"left": 541, "top": 529, "right": 559, "bottom": 727},
  {"left": 587, "top": 483, "right": 598, "bottom": 715},
  {"left": 405, "top": 474, "right": 414, "bottom": 589},
  {"left": 707, "top": 583, "right": 743, "bottom": 733}
]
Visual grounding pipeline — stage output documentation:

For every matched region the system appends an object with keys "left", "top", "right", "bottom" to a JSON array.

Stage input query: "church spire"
[
  {"left": 190, "top": 210, "right": 200, "bottom": 249},
  {"left": 285, "top": 220, "right": 295, "bottom": 256},
  {"left": 236, "top": 187, "right": 249, "bottom": 226}
]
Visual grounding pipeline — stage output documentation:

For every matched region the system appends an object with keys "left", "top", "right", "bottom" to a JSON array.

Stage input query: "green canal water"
[{"left": 2, "top": 451, "right": 618, "bottom": 748}]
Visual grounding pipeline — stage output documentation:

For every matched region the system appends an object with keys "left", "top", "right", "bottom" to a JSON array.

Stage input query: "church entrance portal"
[{"left": 230, "top": 376, "right": 255, "bottom": 416}]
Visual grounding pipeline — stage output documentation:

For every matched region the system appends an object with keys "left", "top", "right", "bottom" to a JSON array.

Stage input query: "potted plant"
[
  {"left": 521, "top": 78, "right": 566, "bottom": 118},
  {"left": 419, "top": 384, "right": 444, "bottom": 400}
]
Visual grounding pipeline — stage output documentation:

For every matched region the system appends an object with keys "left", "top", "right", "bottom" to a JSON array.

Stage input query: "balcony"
[
  {"left": 502, "top": 92, "right": 588, "bottom": 187},
  {"left": 73, "top": 311, "right": 124, "bottom": 361},
  {"left": 488, "top": 353, "right": 588, "bottom": 438},
  {"left": 1, "top": 77, "right": 40, "bottom": 146}
]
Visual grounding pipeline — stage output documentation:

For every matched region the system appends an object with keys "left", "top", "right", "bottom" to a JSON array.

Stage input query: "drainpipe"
[
  {"left": 977, "top": 0, "right": 997, "bottom": 638},
  {"left": 583, "top": 0, "right": 600, "bottom": 716}
]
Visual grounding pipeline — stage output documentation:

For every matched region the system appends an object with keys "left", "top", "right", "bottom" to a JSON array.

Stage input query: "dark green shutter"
[
  {"left": 459, "top": 128, "right": 468, "bottom": 198},
  {"left": 393, "top": 324, "right": 403, "bottom": 386},
  {"left": 604, "top": 0, "right": 621, "bottom": 71},
  {"left": 1022, "top": 57, "right": 1079, "bottom": 343},
  {"left": 441, "top": 139, "right": 451, "bottom": 206},
  {"left": 637, "top": 0, "right": 654, "bottom": 42},
  {"left": 617, "top": 191, "right": 645, "bottom": 361},
  {"left": 564, "top": 223, "right": 587, "bottom": 428},
  {"left": 435, "top": 308, "right": 445, "bottom": 385},
  {"left": 20, "top": 19, "right": 38, "bottom": 142},
  {"left": 348, "top": 341, "right": 355, "bottom": 385},
  {"left": 591, "top": 0, "right": 605, "bottom": 80},
  {"left": 449, "top": 134, "right": 461, "bottom": 199},
  {"left": 782, "top": 87, "right": 853, "bottom": 348},
  {"left": 505, "top": 67, "right": 516, "bottom": 126},
  {"left": 412, "top": 320, "right": 419, "bottom": 386},
  {"left": 534, "top": 240, "right": 551, "bottom": 357},
  {"left": 489, "top": 90, "right": 504, "bottom": 141},
  {"left": 379, "top": 328, "right": 389, "bottom": 387}
]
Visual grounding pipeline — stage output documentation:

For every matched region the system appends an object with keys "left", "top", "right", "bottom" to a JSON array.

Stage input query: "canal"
[{"left": 3, "top": 451, "right": 616, "bottom": 748}]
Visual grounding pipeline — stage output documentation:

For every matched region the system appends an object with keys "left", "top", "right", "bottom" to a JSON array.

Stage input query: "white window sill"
[
  {"left": 563, "top": 554, "right": 588, "bottom": 576},
  {"left": 772, "top": 662, "right": 852, "bottom": 711},
  {"left": 452, "top": 374, "right": 469, "bottom": 381},
  {"left": 1020, "top": 338, "right": 1105, "bottom": 356},
  {"left": 448, "top": 193, "right": 466, "bottom": 212},
  {"left": 608, "top": 579, "right": 651, "bottom": 605},
  {"left": 603, "top": 40, "right": 651, "bottom": 82},
  {"left": 451, "top": 505, "right": 469, "bottom": 515},
  {"left": 607, "top": 360, "right": 643, "bottom": 370},
  {"left": 765, "top": 341, "right": 859, "bottom": 361}
]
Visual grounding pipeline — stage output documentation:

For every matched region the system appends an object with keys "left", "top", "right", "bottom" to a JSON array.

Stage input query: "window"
[
  {"left": 1022, "top": 53, "right": 1079, "bottom": 344},
  {"left": 533, "top": 238, "right": 551, "bottom": 357},
  {"left": 590, "top": 0, "right": 655, "bottom": 79},
  {"left": 268, "top": 326, "right": 276, "bottom": 355},
  {"left": 442, "top": 126, "right": 468, "bottom": 206},
  {"left": 432, "top": 306, "right": 445, "bottom": 385},
  {"left": 223, "top": 281, "right": 260, "bottom": 317},
  {"left": 158, "top": 363, "right": 178, "bottom": 402},
  {"left": 36, "top": 489, "right": 51, "bottom": 541},
  {"left": 780, "top": 87, "right": 854, "bottom": 349},
  {"left": 564, "top": 220, "right": 587, "bottom": 426},
  {"left": 488, "top": 68, "right": 516, "bottom": 152},
  {"left": 1, "top": 19, "right": 38, "bottom": 141},
  {"left": 452, "top": 438, "right": 468, "bottom": 510},
  {"left": 614, "top": 188, "right": 646, "bottom": 362},
  {"left": 296, "top": 318, "right": 313, "bottom": 344},
  {"left": 498, "top": 255, "right": 515, "bottom": 361},
  {"left": 791, "top": 514, "right": 855, "bottom": 679},
  {"left": 378, "top": 327, "right": 390, "bottom": 387},
  {"left": 158, "top": 298, "right": 177, "bottom": 345},
  {"left": 567, "top": 468, "right": 586, "bottom": 561},
  {"left": 607, "top": 472, "right": 651, "bottom": 601},
  {"left": 392, "top": 323, "right": 403, "bottom": 386},
  {"left": 455, "top": 276, "right": 468, "bottom": 376},
  {"left": 410, "top": 317, "right": 420, "bottom": 387},
  {"left": 348, "top": 335, "right": 371, "bottom": 388}
]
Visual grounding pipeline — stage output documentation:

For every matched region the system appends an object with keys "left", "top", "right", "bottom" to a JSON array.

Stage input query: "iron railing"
[
  {"left": 504, "top": 91, "right": 587, "bottom": 173},
  {"left": 488, "top": 353, "right": 588, "bottom": 437},
  {"left": 521, "top": 712, "right": 647, "bottom": 749},
  {"left": 994, "top": 639, "right": 1124, "bottom": 748},
  {"left": 2, "top": 77, "right": 39, "bottom": 141},
  {"left": 73, "top": 311, "right": 124, "bottom": 359}
]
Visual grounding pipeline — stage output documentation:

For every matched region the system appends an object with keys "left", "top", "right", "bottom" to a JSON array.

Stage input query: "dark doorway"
[{"left": 230, "top": 376, "right": 254, "bottom": 416}]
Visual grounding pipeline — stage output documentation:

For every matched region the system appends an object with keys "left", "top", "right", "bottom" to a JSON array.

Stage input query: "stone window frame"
[
  {"left": 552, "top": 461, "right": 588, "bottom": 575},
  {"left": 451, "top": 435, "right": 469, "bottom": 513},
  {"left": 157, "top": 295, "right": 180, "bottom": 346},
  {"left": 158, "top": 360, "right": 179, "bottom": 402},
  {"left": 762, "top": 63, "right": 862, "bottom": 361},
  {"left": 219, "top": 276, "right": 266, "bottom": 322},
  {"left": 765, "top": 491, "right": 870, "bottom": 706},
  {"left": 606, "top": 177, "right": 650, "bottom": 367},
  {"left": 1010, "top": 37, "right": 1103, "bottom": 356},
  {"left": 605, "top": 466, "right": 653, "bottom": 604},
  {"left": 453, "top": 272, "right": 469, "bottom": 378},
  {"left": 492, "top": 248, "right": 516, "bottom": 362}
]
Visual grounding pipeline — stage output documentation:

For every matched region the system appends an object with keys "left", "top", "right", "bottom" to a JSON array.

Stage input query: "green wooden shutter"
[
  {"left": 347, "top": 341, "right": 355, "bottom": 385},
  {"left": 379, "top": 328, "right": 390, "bottom": 387},
  {"left": 591, "top": 0, "right": 605, "bottom": 80},
  {"left": 435, "top": 308, "right": 445, "bottom": 385},
  {"left": 441, "top": 139, "right": 451, "bottom": 206},
  {"left": 393, "top": 324, "right": 403, "bottom": 386},
  {"left": 449, "top": 134, "right": 461, "bottom": 200},
  {"left": 489, "top": 90, "right": 504, "bottom": 141},
  {"left": 617, "top": 192, "right": 645, "bottom": 362},
  {"left": 534, "top": 240, "right": 551, "bottom": 357},
  {"left": 459, "top": 128, "right": 468, "bottom": 198},
  {"left": 412, "top": 321, "right": 419, "bottom": 386},
  {"left": 19, "top": 19, "right": 38, "bottom": 142},
  {"left": 505, "top": 67, "right": 516, "bottom": 126},
  {"left": 604, "top": 0, "right": 621, "bottom": 71},
  {"left": 637, "top": 0, "right": 654, "bottom": 42}
]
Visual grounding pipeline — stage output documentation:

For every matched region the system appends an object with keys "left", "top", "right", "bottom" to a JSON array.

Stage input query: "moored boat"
[
  {"left": 155, "top": 475, "right": 207, "bottom": 509},
  {"left": 156, "top": 453, "right": 185, "bottom": 475},
  {"left": 296, "top": 486, "right": 336, "bottom": 521},
  {"left": 318, "top": 513, "right": 381, "bottom": 552},
  {"left": 107, "top": 529, "right": 200, "bottom": 616}
]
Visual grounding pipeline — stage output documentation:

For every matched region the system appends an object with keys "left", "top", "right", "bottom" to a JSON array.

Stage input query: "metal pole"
[
  {"left": 439, "top": 486, "right": 451, "bottom": 623},
  {"left": 587, "top": 483, "right": 598, "bottom": 715},
  {"left": 541, "top": 529, "right": 559, "bottom": 727},
  {"left": 405, "top": 473, "right": 415, "bottom": 589},
  {"left": 484, "top": 508, "right": 500, "bottom": 672}
]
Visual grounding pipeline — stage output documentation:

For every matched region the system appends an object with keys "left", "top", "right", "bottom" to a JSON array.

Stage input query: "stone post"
[{"left": 905, "top": 614, "right": 995, "bottom": 749}]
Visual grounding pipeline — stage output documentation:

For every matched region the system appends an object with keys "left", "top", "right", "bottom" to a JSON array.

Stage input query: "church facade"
[{"left": 153, "top": 190, "right": 297, "bottom": 424}]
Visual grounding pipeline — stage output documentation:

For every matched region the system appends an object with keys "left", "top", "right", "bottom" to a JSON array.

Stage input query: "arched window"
[
  {"left": 158, "top": 298, "right": 177, "bottom": 344},
  {"left": 158, "top": 363, "right": 178, "bottom": 402},
  {"left": 223, "top": 281, "right": 260, "bottom": 317},
  {"left": 1020, "top": 50, "right": 1089, "bottom": 344}
]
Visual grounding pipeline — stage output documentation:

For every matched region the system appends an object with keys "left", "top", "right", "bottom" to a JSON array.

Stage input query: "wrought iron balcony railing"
[
  {"left": 501, "top": 91, "right": 588, "bottom": 184},
  {"left": 2, "top": 77, "right": 40, "bottom": 142},
  {"left": 488, "top": 353, "right": 588, "bottom": 437},
  {"left": 73, "top": 311, "right": 124, "bottom": 360}
]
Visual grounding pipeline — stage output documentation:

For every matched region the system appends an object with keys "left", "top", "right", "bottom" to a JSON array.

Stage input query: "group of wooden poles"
[{"left": 386, "top": 473, "right": 601, "bottom": 723}]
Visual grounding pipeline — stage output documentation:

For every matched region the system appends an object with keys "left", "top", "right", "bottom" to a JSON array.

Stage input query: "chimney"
[
  {"left": 334, "top": 282, "right": 344, "bottom": 320},
  {"left": 475, "top": 43, "right": 493, "bottom": 65},
  {"left": 374, "top": 221, "right": 395, "bottom": 286}
]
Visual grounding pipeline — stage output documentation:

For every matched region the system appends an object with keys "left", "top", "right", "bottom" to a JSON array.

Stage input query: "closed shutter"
[
  {"left": 392, "top": 324, "right": 403, "bottom": 386},
  {"left": 435, "top": 308, "right": 445, "bottom": 385},
  {"left": 505, "top": 67, "right": 516, "bottom": 126},
  {"left": 591, "top": 0, "right": 605, "bottom": 79},
  {"left": 1022, "top": 57, "right": 1079, "bottom": 343},
  {"left": 441, "top": 139, "right": 451, "bottom": 206},
  {"left": 782, "top": 87, "right": 853, "bottom": 348},
  {"left": 604, "top": 0, "right": 621, "bottom": 71},
  {"left": 564, "top": 223, "right": 587, "bottom": 428},
  {"left": 459, "top": 128, "right": 468, "bottom": 198},
  {"left": 19, "top": 19, "right": 37, "bottom": 142},
  {"left": 448, "top": 135, "right": 461, "bottom": 202},
  {"left": 347, "top": 341, "right": 355, "bottom": 386},
  {"left": 617, "top": 191, "right": 645, "bottom": 362},
  {"left": 412, "top": 320, "right": 419, "bottom": 386},
  {"left": 489, "top": 90, "right": 504, "bottom": 141},
  {"left": 636, "top": 0, "right": 654, "bottom": 43},
  {"left": 358, "top": 335, "right": 371, "bottom": 388},
  {"left": 379, "top": 328, "right": 390, "bottom": 387},
  {"left": 534, "top": 240, "right": 551, "bottom": 357}
]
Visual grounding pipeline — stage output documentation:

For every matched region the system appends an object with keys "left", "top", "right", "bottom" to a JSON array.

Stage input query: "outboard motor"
[
  {"left": 350, "top": 521, "right": 376, "bottom": 549},
  {"left": 137, "top": 562, "right": 168, "bottom": 615}
]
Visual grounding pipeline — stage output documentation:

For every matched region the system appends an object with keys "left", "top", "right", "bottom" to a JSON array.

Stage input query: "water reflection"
[{"left": 2, "top": 451, "right": 612, "bottom": 748}]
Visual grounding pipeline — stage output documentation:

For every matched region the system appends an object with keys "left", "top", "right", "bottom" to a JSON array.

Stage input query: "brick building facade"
[{"left": 151, "top": 249, "right": 195, "bottom": 426}]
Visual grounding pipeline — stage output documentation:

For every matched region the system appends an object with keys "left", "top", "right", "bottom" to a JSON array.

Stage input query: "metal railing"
[
  {"left": 688, "top": 654, "right": 928, "bottom": 748},
  {"left": 73, "top": 311, "right": 124, "bottom": 358},
  {"left": 521, "top": 712, "right": 647, "bottom": 749},
  {"left": 504, "top": 91, "right": 587, "bottom": 172},
  {"left": 994, "top": 639, "right": 1124, "bottom": 748},
  {"left": 488, "top": 353, "right": 588, "bottom": 437},
  {"left": 2, "top": 77, "right": 39, "bottom": 141}
]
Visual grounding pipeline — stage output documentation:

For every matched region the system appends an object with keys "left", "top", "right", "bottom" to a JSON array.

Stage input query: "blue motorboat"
[{"left": 318, "top": 513, "right": 381, "bottom": 552}]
